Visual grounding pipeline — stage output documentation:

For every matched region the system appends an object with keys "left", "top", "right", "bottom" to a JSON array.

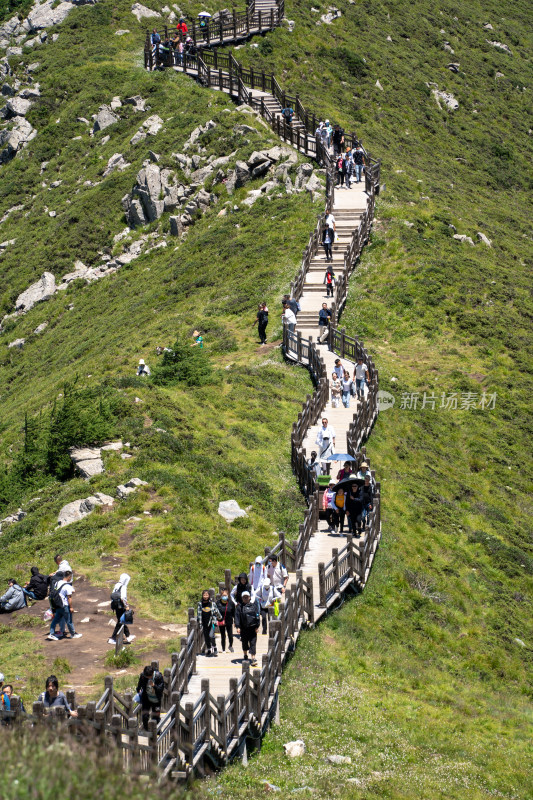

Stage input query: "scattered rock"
[
  {"left": 70, "top": 446, "right": 104, "bottom": 478},
  {"left": 476, "top": 231, "right": 492, "bottom": 247},
  {"left": 27, "top": 1, "right": 74, "bottom": 32},
  {"left": 262, "top": 782, "right": 281, "bottom": 792},
  {"left": 101, "top": 440, "right": 123, "bottom": 452},
  {"left": 453, "top": 234, "right": 474, "bottom": 245},
  {"left": 375, "top": 79, "right": 383, "bottom": 91},
  {"left": 93, "top": 105, "right": 119, "bottom": 133},
  {"left": 115, "top": 29, "right": 130, "bottom": 35},
  {"left": 514, "top": 638, "right": 526, "bottom": 647},
  {"left": 483, "top": 22, "right": 493, "bottom": 31},
  {"left": 448, "top": 62, "right": 460, "bottom": 73},
  {"left": 131, "top": 3, "right": 161, "bottom": 22},
  {"left": 161, "top": 623, "right": 186, "bottom": 633},
  {"left": 487, "top": 40, "right": 512, "bottom": 54},
  {"left": 14, "top": 271, "right": 56, "bottom": 313},
  {"left": 218, "top": 500, "right": 248, "bottom": 522},
  {"left": 283, "top": 740, "right": 306, "bottom": 758},
  {"left": 130, "top": 113, "right": 163, "bottom": 144},
  {"left": 116, "top": 477, "right": 148, "bottom": 499},
  {"left": 0, "top": 116, "right": 37, "bottom": 164},
  {"left": 124, "top": 95, "right": 146, "bottom": 111},
  {"left": 326, "top": 754, "right": 352, "bottom": 764},
  {"left": 432, "top": 88, "right": 459, "bottom": 111},
  {"left": 443, "top": 41, "right": 454, "bottom": 54},
  {"left": 318, "top": 6, "right": 341, "bottom": 24},
  {"left": 110, "top": 96, "right": 122, "bottom": 111},
  {"left": 169, "top": 215, "right": 182, "bottom": 236},
  {"left": 33, "top": 321, "right": 48, "bottom": 334},
  {"left": 57, "top": 492, "right": 114, "bottom": 527},
  {"left": 103, "top": 152, "right": 130, "bottom": 176},
  {"left": 403, "top": 221, "right": 414, "bottom": 228},
  {"left": 7, "top": 337, "right": 25, "bottom": 349}
]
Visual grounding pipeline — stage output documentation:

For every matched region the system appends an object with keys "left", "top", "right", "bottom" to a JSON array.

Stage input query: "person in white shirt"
[
  {"left": 257, "top": 578, "right": 282, "bottom": 634},
  {"left": 137, "top": 358, "right": 151, "bottom": 376},
  {"left": 283, "top": 304, "right": 297, "bottom": 334},
  {"left": 49, "top": 554, "right": 72, "bottom": 578},
  {"left": 248, "top": 556, "right": 266, "bottom": 592},
  {"left": 356, "top": 461, "right": 375, "bottom": 490},
  {"left": 316, "top": 417, "right": 336, "bottom": 472},
  {"left": 47, "top": 572, "right": 82, "bottom": 641},
  {"left": 266, "top": 555, "right": 289, "bottom": 594},
  {"left": 325, "top": 211, "right": 336, "bottom": 230},
  {"left": 353, "top": 356, "right": 370, "bottom": 400}
]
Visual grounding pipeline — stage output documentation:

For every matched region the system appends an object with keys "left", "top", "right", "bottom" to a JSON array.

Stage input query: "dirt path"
[{"left": 4, "top": 573, "right": 186, "bottom": 702}]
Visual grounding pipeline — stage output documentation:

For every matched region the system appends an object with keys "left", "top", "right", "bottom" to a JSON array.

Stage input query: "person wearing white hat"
[
  {"left": 136, "top": 358, "right": 150, "bottom": 376},
  {"left": 248, "top": 556, "right": 266, "bottom": 592},
  {"left": 258, "top": 578, "right": 282, "bottom": 634}
]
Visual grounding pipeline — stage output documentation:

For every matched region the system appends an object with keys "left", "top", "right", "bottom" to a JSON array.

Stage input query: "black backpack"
[
  {"left": 242, "top": 601, "right": 260, "bottom": 629},
  {"left": 110, "top": 589, "right": 123, "bottom": 611},
  {"left": 49, "top": 579, "right": 65, "bottom": 612}
]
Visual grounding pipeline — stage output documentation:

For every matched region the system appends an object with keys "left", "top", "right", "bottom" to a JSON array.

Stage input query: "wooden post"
[
  {"left": 306, "top": 576, "right": 315, "bottom": 623},
  {"left": 347, "top": 534, "right": 354, "bottom": 578},
  {"left": 232, "top": 7, "right": 237, "bottom": 39},
  {"left": 229, "top": 678, "right": 239, "bottom": 736},
  {"left": 201, "top": 679, "right": 211, "bottom": 744},
  {"left": 318, "top": 562, "right": 326, "bottom": 607},
  {"left": 104, "top": 676, "right": 114, "bottom": 721},
  {"left": 332, "top": 548, "right": 340, "bottom": 595}
]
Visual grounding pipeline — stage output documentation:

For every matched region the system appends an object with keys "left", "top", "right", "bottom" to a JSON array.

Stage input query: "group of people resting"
[{"left": 196, "top": 554, "right": 289, "bottom": 667}]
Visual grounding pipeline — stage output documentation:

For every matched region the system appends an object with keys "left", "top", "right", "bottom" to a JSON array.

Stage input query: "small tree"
[{"left": 151, "top": 337, "right": 213, "bottom": 387}]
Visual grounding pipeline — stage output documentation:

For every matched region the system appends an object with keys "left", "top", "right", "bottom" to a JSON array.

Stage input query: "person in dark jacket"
[
  {"left": 345, "top": 483, "right": 364, "bottom": 537},
  {"left": 358, "top": 475, "right": 374, "bottom": 532},
  {"left": 234, "top": 591, "right": 260, "bottom": 667},
  {"left": 197, "top": 590, "right": 222, "bottom": 657},
  {"left": 22, "top": 567, "right": 48, "bottom": 601},
  {"left": 332, "top": 124, "right": 344, "bottom": 156},
  {"left": 353, "top": 144, "right": 365, "bottom": 183},
  {"left": 253, "top": 302, "right": 269, "bottom": 345},
  {"left": 136, "top": 665, "right": 164, "bottom": 730},
  {"left": 342, "top": 152, "right": 353, "bottom": 189},
  {"left": 318, "top": 302, "right": 332, "bottom": 343},
  {"left": 231, "top": 572, "right": 255, "bottom": 605},
  {"left": 216, "top": 589, "right": 235, "bottom": 652},
  {"left": 322, "top": 225, "right": 334, "bottom": 263},
  {"left": 282, "top": 294, "right": 299, "bottom": 316},
  {"left": 38, "top": 675, "right": 77, "bottom": 717}
]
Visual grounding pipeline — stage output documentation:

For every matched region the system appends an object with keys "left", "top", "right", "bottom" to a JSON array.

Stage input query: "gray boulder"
[
  {"left": 234, "top": 160, "right": 251, "bottom": 187},
  {"left": 453, "top": 234, "right": 475, "bottom": 245},
  {"left": 15, "top": 272, "right": 56, "bottom": 313},
  {"left": 127, "top": 198, "right": 147, "bottom": 227},
  {"left": 103, "top": 152, "right": 130, "bottom": 176},
  {"left": 7, "top": 338, "right": 25, "bottom": 349},
  {"left": 116, "top": 477, "right": 148, "bottom": 499},
  {"left": 432, "top": 89, "right": 459, "bottom": 111},
  {"left": 70, "top": 446, "right": 104, "bottom": 478},
  {"left": 251, "top": 161, "right": 271, "bottom": 179},
  {"left": 476, "top": 231, "right": 492, "bottom": 247},
  {"left": 27, "top": 1, "right": 73, "bottom": 31},
  {"left": 218, "top": 500, "right": 248, "bottom": 522},
  {"left": 93, "top": 105, "right": 119, "bottom": 133},
  {"left": 124, "top": 95, "right": 146, "bottom": 111},
  {"left": 34, "top": 322, "right": 48, "bottom": 334},
  {"left": 169, "top": 215, "right": 182, "bottom": 236},
  {"left": 57, "top": 492, "right": 114, "bottom": 527},
  {"left": 131, "top": 3, "right": 161, "bottom": 22},
  {"left": 0, "top": 117, "right": 36, "bottom": 163}
]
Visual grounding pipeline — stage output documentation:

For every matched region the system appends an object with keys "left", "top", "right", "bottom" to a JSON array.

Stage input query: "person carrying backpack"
[
  {"left": 336, "top": 154, "right": 345, "bottom": 187},
  {"left": 323, "top": 265, "right": 335, "bottom": 297},
  {"left": 108, "top": 573, "right": 135, "bottom": 645},
  {"left": 235, "top": 590, "right": 260, "bottom": 667},
  {"left": 136, "top": 665, "right": 164, "bottom": 730},
  {"left": 46, "top": 571, "right": 82, "bottom": 640},
  {"left": 281, "top": 106, "right": 294, "bottom": 125},
  {"left": 197, "top": 590, "right": 222, "bottom": 657}
]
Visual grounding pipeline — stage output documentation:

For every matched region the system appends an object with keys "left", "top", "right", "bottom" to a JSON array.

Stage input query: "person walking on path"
[
  {"left": 231, "top": 572, "right": 256, "bottom": 605},
  {"left": 334, "top": 359, "right": 344, "bottom": 379},
  {"left": 353, "top": 144, "right": 365, "bottom": 183},
  {"left": 345, "top": 482, "right": 364, "bottom": 537},
  {"left": 342, "top": 151, "right": 353, "bottom": 189},
  {"left": 318, "top": 302, "right": 332, "bottom": 344},
  {"left": 341, "top": 369, "right": 355, "bottom": 408},
  {"left": 249, "top": 556, "right": 266, "bottom": 593},
  {"left": 332, "top": 124, "right": 344, "bottom": 156},
  {"left": 38, "top": 675, "right": 78, "bottom": 717},
  {"left": 283, "top": 303, "right": 297, "bottom": 335},
  {"left": 325, "top": 210, "right": 336, "bottom": 231},
  {"left": 252, "top": 302, "right": 268, "bottom": 345},
  {"left": 336, "top": 152, "right": 345, "bottom": 187},
  {"left": 0, "top": 579, "right": 26, "bottom": 612},
  {"left": 108, "top": 573, "right": 135, "bottom": 645},
  {"left": 216, "top": 589, "right": 235, "bottom": 653},
  {"left": 266, "top": 555, "right": 289, "bottom": 594},
  {"left": 316, "top": 417, "right": 336, "bottom": 470},
  {"left": 282, "top": 294, "right": 299, "bottom": 316},
  {"left": 282, "top": 106, "right": 294, "bottom": 125},
  {"left": 323, "top": 265, "right": 335, "bottom": 297},
  {"left": 47, "top": 571, "right": 82, "bottom": 640},
  {"left": 323, "top": 480, "right": 339, "bottom": 532},
  {"left": 307, "top": 450, "right": 320, "bottom": 479},
  {"left": 331, "top": 371, "right": 341, "bottom": 408},
  {"left": 22, "top": 567, "right": 48, "bottom": 602},
  {"left": 197, "top": 590, "right": 222, "bottom": 657},
  {"left": 258, "top": 578, "right": 281, "bottom": 634},
  {"left": 353, "top": 356, "right": 370, "bottom": 400},
  {"left": 322, "top": 224, "right": 334, "bottom": 263},
  {"left": 235, "top": 590, "right": 260, "bottom": 667},
  {"left": 136, "top": 665, "right": 164, "bottom": 731}
]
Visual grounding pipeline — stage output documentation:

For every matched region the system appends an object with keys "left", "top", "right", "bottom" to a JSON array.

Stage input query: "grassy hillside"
[{"left": 0, "top": 0, "right": 531, "bottom": 795}]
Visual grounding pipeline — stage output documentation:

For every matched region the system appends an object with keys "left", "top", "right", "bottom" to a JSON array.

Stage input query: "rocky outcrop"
[
  {"left": 103, "top": 152, "right": 130, "bottom": 176},
  {"left": 487, "top": 40, "right": 512, "bottom": 54},
  {"left": 218, "top": 500, "right": 248, "bottom": 522},
  {"left": 57, "top": 492, "right": 114, "bottom": 527},
  {"left": 130, "top": 114, "right": 163, "bottom": 145},
  {"left": 131, "top": 3, "right": 161, "bottom": 22},
  {"left": 0, "top": 117, "right": 37, "bottom": 164},
  {"left": 70, "top": 446, "right": 104, "bottom": 478},
  {"left": 15, "top": 271, "right": 56, "bottom": 312},
  {"left": 432, "top": 88, "right": 459, "bottom": 111}
]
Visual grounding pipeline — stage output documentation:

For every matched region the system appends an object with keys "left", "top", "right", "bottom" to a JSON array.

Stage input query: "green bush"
[{"left": 150, "top": 338, "right": 213, "bottom": 387}]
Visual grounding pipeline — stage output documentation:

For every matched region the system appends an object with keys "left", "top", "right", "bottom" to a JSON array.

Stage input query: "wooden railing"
[{"left": 145, "top": 0, "right": 284, "bottom": 52}]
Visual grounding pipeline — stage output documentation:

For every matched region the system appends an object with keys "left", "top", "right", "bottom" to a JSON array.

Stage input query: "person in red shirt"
[{"left": 176, "top": 18, "right": 188, "bottom": 36}]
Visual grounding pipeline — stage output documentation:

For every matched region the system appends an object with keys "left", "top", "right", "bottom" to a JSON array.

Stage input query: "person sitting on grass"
[
  {"left": 191, "top": 329, "right": 203, "bottom": 348},
  {"left": 137, "top": 358, "right": 151, "bottom": 376},
  {"left": 38, "top": 675, "right": 78, "bottom": 717},
  {"left": 22, "top": 566, "right": 48, "bottom": 602},
  {"left": 0, "top": 579, "right": 26, "bottom": 613}
]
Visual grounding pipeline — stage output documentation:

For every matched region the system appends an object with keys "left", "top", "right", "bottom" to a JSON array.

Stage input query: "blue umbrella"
[{"left": 325, "top": 453, "right": 356, "bottom": 461}]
